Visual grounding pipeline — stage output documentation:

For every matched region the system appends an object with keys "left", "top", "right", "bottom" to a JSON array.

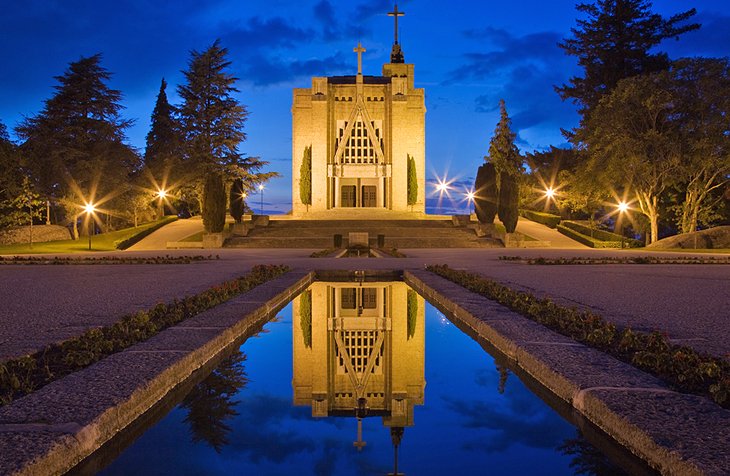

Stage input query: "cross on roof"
[
  {"left": 353, "top": 42, "right": 366, "bottom": 75},
  {"left": 388, "top": 3, "right": 405, "bottom": 44}
]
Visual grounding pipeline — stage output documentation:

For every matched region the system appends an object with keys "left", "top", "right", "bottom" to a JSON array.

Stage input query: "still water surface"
[{"left": 91, "top": 282, "right": 642, "bottom": 475}]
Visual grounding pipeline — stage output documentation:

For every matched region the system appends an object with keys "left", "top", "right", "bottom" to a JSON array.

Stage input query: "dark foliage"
[
  {"left": 474, "top": 162, "right": 498, "bottom": 224},
  {"left": 557, "top": 0, "right": 699, "bottom": 117},
  {"left": 203, "top": 173, "right": 226, "bottom": 233},
  {"left": 229, "top": 178, "right": 246, "bottom": 223},
  {"left": 498, "top": 172, "right": 519, "bottom": 232},
  {"left": 144, "top": 78, "right": 182, "bottom": 181}
]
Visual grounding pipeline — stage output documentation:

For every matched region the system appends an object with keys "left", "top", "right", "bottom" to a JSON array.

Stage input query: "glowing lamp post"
[
  {"left": 544, "top": 187, "right": 555, "bottom": 200},
  {"left": 465, "top": 191, "right": 475, "bottom": 213},
  {"left": 156, "top": 189, "right": 167, "bottom": 219},
  {"left": 84, "top": 202, "right": 96, "bottom": 250},
  {"left": 258, "top": 184, "right": 264, "bottom": 215},
  {"left": 617, "top": 201, "right": 629, "bottom": 249}
]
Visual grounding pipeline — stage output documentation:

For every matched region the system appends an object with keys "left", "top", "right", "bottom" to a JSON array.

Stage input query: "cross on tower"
[
  {"left": 388, "top": 3, "right": 405, "bottom": 44},
  {"left": 353, "top": 42, "right": 366, "bottom": 75}
]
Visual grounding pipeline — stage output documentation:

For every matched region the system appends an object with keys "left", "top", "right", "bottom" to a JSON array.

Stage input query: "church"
[{"left": 291, "top": 5, "right": 426, "bottom": 217}]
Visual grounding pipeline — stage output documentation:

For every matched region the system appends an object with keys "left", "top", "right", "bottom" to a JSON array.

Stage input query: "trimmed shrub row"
[
  {"left": 426, "top": 264, "right": 729, "bottom": 408},
  {"left": 0, "top": 255, "right": 219, "bottom": 265},
  {"left": 114, "top": 216, "right": 178, "bottom": 250},
  {"left": 502, "top": 256, "right": 730, "bottom": 266},
  {"left": 557, "top": 224, "right": 641, "bottom": 248},
  {"left": 519, "top": 209, "right": 561, "bottom": 228},
  {"left": 0, "top": 264, "right": 290, "bottom": 405},
  {"left": 562, "top": 220, "right": 642, "bottom": 247}
]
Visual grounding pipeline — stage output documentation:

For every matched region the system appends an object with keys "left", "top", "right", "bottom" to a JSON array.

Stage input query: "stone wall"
[{"left": 0, "top": 225, "right": 71, "bottom": 245}]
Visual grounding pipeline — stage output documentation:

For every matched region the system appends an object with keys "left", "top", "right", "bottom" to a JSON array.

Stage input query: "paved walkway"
[
  {"left": 514, "top": 218, "right": 588, "bottom": 248},
  {"left": 0, "top": 247, "right": 728, "bottom": 361},
  {"left": 127, "top": 217, "right": 204, "bottom": 251}
]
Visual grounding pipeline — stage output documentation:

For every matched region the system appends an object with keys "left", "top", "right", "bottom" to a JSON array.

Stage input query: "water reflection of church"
[{"left": 292, "top": 281, "right": 425, "bottom": 453}]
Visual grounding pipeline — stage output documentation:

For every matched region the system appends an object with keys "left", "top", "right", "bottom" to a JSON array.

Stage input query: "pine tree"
[
  {"left": 474, "top": 162, "right": 498, "bottom": 224},
  {"left": 178, "top": 40, "right": 248, "bottom": 175},
  {"left": 203, "top": 172, "right": 226, "bottom": 233},
  {"left": 229, "top": 178, "right": 246, "bottom": 223},
  {"left": 299, "top": 146, "right": 312, "bottom": 211},
  {"left": 0, "top": 121, "right": 21, "bottom": 207},
  {"left": 16, "top": 54, "right": 137, "bottom": 218},
  {"left": 487, "top": 100, "right": 523, "bottom": 177},
  {"left": 145, "top": 78, "right": 181, "bottom": 182},
  {"left": 558, "top": 0, "right": 698, "bottom": 117},
  {"left": 407, "top": 154, "right": 418, "bottom": 209},
  {"left": 498, "top": 172, "right": 519, "bottom": 233}
]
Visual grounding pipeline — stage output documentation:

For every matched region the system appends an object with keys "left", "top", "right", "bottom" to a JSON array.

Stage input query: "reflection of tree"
[
  {"left": 496, "top": 365, "right": 510, "bottom": 395},
  {"left": 559, "top": 432, "right": 628, "bottom": 476},
  {"left": 300, "top": 290, "right": 312, "bottom": 348},
  {"left": 407, "top": 290, "right": 417, "bottom": 340},
  {"left": 181, "top": 351, "right": 248, "bottom": 452}
]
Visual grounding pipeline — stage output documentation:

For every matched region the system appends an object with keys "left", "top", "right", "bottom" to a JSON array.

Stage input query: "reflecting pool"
[{"left": 79, "top": 281, "right": 651, "bottom": 475}]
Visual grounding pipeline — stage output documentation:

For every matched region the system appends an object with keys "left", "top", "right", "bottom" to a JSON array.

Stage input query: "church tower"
[{"left": 291, "top": 4, "right": 426, "bottom": 217}]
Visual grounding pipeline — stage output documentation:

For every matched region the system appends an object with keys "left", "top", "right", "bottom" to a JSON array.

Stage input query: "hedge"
[
  {"left": 519, "top": 210, "right": 561, "bottom": 228},
  {"left": 426, "top": 265, "right": 729, "bottom": 408},
  {"left": 562, "top": 220, "right": 642, "bottom": 247}
]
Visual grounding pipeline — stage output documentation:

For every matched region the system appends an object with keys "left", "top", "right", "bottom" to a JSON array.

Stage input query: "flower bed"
[
  {"left": 0, "top": 255, "right": 219, "bottom": 265},
  {"left": 499, "top": 256, "right": 730, "bottom": 265},
  {"left": 426, "top": 264, "right": 729, "bottom": 408}
]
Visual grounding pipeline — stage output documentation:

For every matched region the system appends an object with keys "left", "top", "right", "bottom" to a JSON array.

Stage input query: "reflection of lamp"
[
  {"left": 389, "top": 427, "right": 405, "bottom": 476},
  {"left": 354, "top": 397, "right": 368, "bottom": 451}
]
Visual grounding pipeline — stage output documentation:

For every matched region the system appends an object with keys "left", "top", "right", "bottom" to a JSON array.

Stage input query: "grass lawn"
[{"left": 0, "top": 217, "right": 176, "bottom": 255}]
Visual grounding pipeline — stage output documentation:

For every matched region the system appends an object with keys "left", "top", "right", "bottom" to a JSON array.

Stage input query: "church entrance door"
[
  {"left": 361, "top": 186, "right": 377, "bottom": 207},
  {"left": 341, "top": 186, "right": 356, "bottom": 207}
]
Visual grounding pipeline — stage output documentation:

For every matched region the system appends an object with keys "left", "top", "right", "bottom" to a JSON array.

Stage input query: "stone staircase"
[{"left": 226, "top": 219, "right": 501, "bottom": 248}]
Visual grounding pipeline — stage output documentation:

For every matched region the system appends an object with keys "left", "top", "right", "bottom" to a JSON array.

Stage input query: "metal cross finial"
[
  {"left": 354, "top": 42, "right": 366, "bottom": 75},
  {"left": 388, "top": 3, "right": 405, "bottom": 44}
]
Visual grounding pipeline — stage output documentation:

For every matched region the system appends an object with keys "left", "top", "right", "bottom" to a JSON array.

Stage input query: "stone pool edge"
[
  {"left": 0, "top": 270, "right": 315, "bottom": 476},
  {"left": 404, "top": 269, "right": 729, "bottom": 476}
]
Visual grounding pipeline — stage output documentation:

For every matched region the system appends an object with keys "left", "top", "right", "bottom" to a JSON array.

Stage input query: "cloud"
[
  {"left": 447, "top": 27, "right": 580, "bottom": 149},
  {"left": 238, "top": 53, "right": 350, "bottom": 86},
  {"left": 661, "top": 11, "right": 730, "bottom": 58},
  {"left": 221, "top": 16, "right": 315, "bottom": 50},
  {"left": 443, "top": 392, "right": 573, "bottom": 453}
]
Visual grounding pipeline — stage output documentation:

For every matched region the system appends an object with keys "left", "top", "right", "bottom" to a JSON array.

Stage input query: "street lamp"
[
  {"left": 84, "top": 202, "right": 96, "bottom": 250},
  {"left": 156, "top": 189, "right": 167, "bottom": 219},
  {"left": 258, "top": 184, "right": 264, "bottom": 215},
  {"left": 617, "top": 201, "right": 629, "bottom": 249},
  {"left": 544, "top": 187, "right": 555, "bottom": 200},
  {"left": 465, "top": 191, "right": 475, "bottom": 213}
]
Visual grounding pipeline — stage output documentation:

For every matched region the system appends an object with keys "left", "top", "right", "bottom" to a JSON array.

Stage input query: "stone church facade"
[{"left": 291, "top": 20, "right": 426, "bottom": 217}]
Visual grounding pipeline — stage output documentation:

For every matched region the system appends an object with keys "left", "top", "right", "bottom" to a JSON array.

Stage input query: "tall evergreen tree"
[
  {"left": 474, "top": 162, "right": 498, "bottom": 224},
  {"left": 407, "top": 154, "right": 418, "bottom": 208},
  {"left": 203, "top": 172, "right": 226, "bottom": 233},
  {"left": 229, "top": 177, "right": 246, "bottom": 223},
  {"left": 0, "top": 121, "right": 21, "bottom": 207},
  {"left": 487, "top": 100, "right": 523, "bottom": 177},
  {"left": 498, "top": 172, "right": 519, "bottom": 233},
  {"left": 178, "top": 41, "right": 248, "bottom": 175},
  {"left": 558, "top": 0, "right": 698, "bottom": 117},
  {"left": 16, "top": 54, "right": 137, "bottom": 219},
  {"left": 145, "top": 78, "right": 181, "bottom": 181},
  {"left": 299, "top": 146, "right": 312, "bottom": 211}
]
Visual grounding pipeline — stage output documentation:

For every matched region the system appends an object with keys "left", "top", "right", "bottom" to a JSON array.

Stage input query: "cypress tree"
[
  {"left": 487, "top": 100, "right": 522, "bottom": 177},
  {"left": 203, "top": 173, "right": 226, "bottom": 233},
  {"left": 407, "top": 154, "right": 418, "bottom": 208},
  {"left": 229, "top": 178, "right": 246, "bottom": 223},
  {"left": 145, "top": 78, "right": 181, "bottom": 180},
  {"left": 498, "top": 172, "right": 519, "bottom": 233},
  {"left": 299, "top": 146, "right": 311, "bottom": 210},
  {"left": 474, "top": 162, "right": 498, "bottom": 224}
]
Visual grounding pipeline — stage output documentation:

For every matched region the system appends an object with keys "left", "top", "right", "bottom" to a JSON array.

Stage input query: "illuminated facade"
[
  {"left": 292, "top": 281, "right": 425, "bottom": 443},
  {"left": 291, "top": 10, "right": 426, "bottom": 216}
]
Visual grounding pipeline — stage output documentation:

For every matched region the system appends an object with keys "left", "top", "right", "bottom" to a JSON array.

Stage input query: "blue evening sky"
[{"left": 1, "top": 1, "right": 729, "bottom": 213}]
